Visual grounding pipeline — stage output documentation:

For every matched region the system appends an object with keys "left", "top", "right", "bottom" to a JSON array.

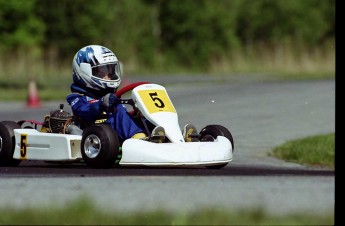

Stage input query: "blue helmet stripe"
[{"left": 76, "top": 47, "right": 99, "bottom": 66}]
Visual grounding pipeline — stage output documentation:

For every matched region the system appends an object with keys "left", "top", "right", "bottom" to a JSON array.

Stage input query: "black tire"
[
  {"left": 0, "top": 121, "right": 21, "bottom": 167},
  {"left": 81, "top": 124, "right": 120, "bottom": 168},
  {"left": 199, "top": 124, "right": 234, "bottom": 151},
  {"left": 199, "top": 125, "right": 234, "bottom": 169}
]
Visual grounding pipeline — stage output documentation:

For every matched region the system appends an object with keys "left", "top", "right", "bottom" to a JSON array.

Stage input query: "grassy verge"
[
  {"left": 0, "top": 42, "right": 335, "bottom": 101},
  {"left": 270, "top": 133, "right": 335, "bottom": 169},
  {"left": 0, "top": 88, "right": 68, "bottom": 101},
  {"left": 0, "top": 198, "right": 333, "bottom": 225}
]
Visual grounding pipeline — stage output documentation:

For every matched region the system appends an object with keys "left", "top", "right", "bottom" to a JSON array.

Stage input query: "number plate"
[{"left": 138, "top": 90, "right": 176, "bottom": 113}]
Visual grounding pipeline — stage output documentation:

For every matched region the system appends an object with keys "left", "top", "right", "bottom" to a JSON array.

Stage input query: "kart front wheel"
[
  {"left": 81, "top": 124, "right": 120, "bottom": 168},
  {"left": 199, "top": 124, "right": 234, "bottom": 151},
  {"left": 0, "top": 121, "right": 21, "bottom": 167},
  {"left": 199, "top": 124, "right": 234, "bottom": 169}
]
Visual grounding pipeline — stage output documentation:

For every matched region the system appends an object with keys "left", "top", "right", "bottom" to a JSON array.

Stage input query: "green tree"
[
  {"left": 36, "top": 0, "right": 114, "bottom": 61},
  {"left": 0, "top": 0, "right": 44, "bottom": 51},
  {"left": 36, "top": 0, "right": 157, "bottom": 69},
  {"left": 236, "top": 0, "right": 335, "bottom": 46},
  {"left": 0, "top": 0, "right": 335, "bottom": 75},
  {"left": 159, "top": 0, "right": 240, "bottom": 70}
]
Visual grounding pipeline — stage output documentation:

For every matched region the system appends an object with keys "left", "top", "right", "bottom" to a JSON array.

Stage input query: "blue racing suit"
[{"left": 66, "top": 84, "right": 144, "bottom": 142}]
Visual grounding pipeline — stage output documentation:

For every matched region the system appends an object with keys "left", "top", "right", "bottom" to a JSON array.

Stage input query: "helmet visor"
[{"left": 92, "top": 63, "right": 121, "bottom": 81}]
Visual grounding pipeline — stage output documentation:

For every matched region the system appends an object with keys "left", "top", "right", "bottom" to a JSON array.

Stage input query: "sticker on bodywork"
[
  {"left": 138, "top": 90, "right": 176, "bottom": 113},
  {"left": 20, "top": 134, "right": 28, "bottom": 160}
]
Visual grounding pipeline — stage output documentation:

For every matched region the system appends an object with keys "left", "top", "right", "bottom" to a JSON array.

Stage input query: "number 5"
[
  {"left": 20, "top": 134, "right": 27, "bottom": 159},
  {"left": 149, "top": 92, "right": 165, "bottom": 108}
]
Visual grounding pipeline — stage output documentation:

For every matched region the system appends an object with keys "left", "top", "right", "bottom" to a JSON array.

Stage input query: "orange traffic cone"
[{"left": 26, "top": 80, "right": 41, "bottom": 108}]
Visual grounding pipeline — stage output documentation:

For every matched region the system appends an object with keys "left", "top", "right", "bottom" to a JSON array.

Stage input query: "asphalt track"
[{"left": 0, "top": 77, "right": 335, "bottom": 216}]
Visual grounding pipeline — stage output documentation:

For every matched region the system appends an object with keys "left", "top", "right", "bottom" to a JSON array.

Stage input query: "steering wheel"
[
  {"left": 116, "top": 81, "right": 151, "bottom": 106},
  {"left": 115, "top": 82, "right": 151, "bottom": 98}
]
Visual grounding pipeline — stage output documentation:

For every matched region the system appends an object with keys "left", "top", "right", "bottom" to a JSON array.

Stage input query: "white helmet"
[{"left": 72, "top": 45, "right": 121, "bottom": 91}]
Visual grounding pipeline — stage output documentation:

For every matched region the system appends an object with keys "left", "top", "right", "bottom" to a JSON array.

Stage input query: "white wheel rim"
[{"left": 84, "top": 134, "right": 101, "bottom": 158}]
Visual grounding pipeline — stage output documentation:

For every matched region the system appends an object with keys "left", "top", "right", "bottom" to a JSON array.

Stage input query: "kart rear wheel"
[
  {"left": 81, "top": 124, "right": 120, "bottom": 168},
  {"left": 0, "top": 121, "right": 21, "bottom": 167},
  {"left": 199, "top": 124, "right": 234, "bottom": 169}
]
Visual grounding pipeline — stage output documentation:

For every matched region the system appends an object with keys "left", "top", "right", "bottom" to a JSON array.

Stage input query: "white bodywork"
[
  {"left": 13, "top": 129, "right": 82, "bottom": 161},
  {"left": 13, "top": 84, "right": 233, "bottom": 166},
  {"left": 121, "top": 136, "right": 232, "bottom": 166},
  {"left": 132, "top": 84, "right": 184, "bottom": 143}
]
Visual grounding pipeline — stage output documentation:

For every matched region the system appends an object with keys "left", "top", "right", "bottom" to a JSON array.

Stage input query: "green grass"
[
  {"left": 0, "top": 197, "right": 333, "bottom": 225},
  {"left": 0, "top": 42, "right": 335, "bottom": 101},
  {"left": 270, "top": 133, "right": 335, "bottom": 169},
  {"left": 0, "top": 87, "right": 68, "bottom": 101}
]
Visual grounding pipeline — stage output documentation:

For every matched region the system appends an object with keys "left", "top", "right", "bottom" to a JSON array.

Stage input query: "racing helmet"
[{"left": 72, "top": 45, "right": 122, "bottom": 91}]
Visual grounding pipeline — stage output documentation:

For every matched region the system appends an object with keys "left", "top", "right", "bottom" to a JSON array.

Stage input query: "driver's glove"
[{"left": 100, "top": 93, "right": 121, "bottom": 111}]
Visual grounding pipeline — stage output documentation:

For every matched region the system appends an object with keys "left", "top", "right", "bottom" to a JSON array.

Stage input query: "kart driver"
[
  {"left": 66, "top": 44, "right": 197, "bottom": 143},
  {"left": 66, "top": 45, "right": 166, "bottom": 143}
]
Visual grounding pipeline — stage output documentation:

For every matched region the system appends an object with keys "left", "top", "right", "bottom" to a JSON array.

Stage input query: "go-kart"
[{"left": 0, "top": 82, "right": 234, "bottom": 169}]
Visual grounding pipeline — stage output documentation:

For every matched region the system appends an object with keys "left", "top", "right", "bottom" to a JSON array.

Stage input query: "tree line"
[{"left": 0, "top": 0, "right": 335, "bottom": 72}]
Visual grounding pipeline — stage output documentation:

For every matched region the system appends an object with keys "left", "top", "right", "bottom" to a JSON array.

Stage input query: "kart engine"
[{"left": 47, "top": 104, "right": 73, "bottom": 133}]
